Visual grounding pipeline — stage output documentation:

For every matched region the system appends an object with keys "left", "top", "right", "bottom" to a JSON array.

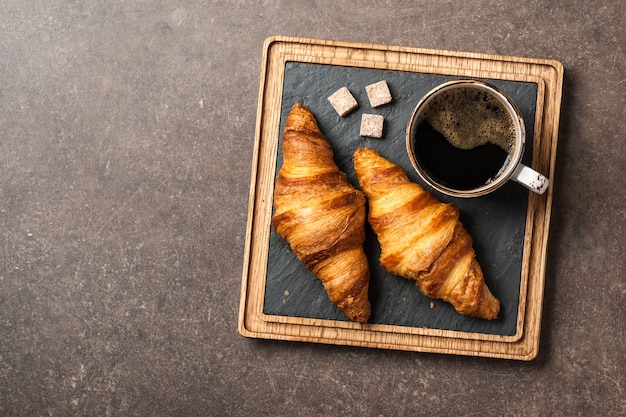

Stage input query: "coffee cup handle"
[{"left": 511, "top": 164, "right": 549, "bottom": 194}]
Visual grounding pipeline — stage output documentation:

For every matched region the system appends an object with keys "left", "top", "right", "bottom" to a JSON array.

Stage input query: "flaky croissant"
[
  {"left": 271, "top": 103, "right": 371, "bottom": 323},
  {"left": 353, "top": 148, "right": 500, "bottom": 320}
]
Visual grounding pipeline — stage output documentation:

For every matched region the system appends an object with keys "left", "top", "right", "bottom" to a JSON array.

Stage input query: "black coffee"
[{"left": 411, "top": 86, "right": 516, "bottom": 191}]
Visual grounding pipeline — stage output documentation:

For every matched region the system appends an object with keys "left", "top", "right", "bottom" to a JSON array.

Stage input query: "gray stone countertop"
[{"left": 1, "top": 1, "right": 624, "bottom": 416}]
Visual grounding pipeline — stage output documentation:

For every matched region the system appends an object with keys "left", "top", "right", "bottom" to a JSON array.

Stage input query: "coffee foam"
[{"left": 423, "top": 87, "right": 516, "bottom": 152}]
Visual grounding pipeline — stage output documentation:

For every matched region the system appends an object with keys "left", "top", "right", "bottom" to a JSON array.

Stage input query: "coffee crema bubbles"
[{"left": 423, "top": 87, "right": 516, "bottom": 152}]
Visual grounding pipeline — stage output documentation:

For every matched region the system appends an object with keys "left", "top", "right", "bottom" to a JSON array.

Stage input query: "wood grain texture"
[{"left": 239, "top": 36, "right": 563, "bottom": 360}]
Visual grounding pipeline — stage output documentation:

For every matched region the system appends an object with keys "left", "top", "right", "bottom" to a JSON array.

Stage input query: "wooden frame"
[{"left": 239, "top": 36, "right": 563, "bottom": 360}]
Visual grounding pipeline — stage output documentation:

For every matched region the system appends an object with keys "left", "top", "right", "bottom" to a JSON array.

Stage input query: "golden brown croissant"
[
  {"left": 353, "top": 148, "right": 500, "bottom": 320},
  {"left": 271, "top": 103, "right": 371, "bottom": 323}
]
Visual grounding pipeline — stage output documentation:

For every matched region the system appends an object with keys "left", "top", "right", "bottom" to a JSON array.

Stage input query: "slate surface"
[{"left": 264, "top": 62, "right": 538, "bottom": 336}]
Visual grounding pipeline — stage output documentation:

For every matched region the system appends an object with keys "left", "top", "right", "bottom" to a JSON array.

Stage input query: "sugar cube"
[
  {"left": 360, "top": 114, "right": 384, "bottom": 138},
  {"left": 365, "top": 80, "right": 392, "bottom": 107},
  {"left": 327, "top": 87, "right": 358, "bottom": 116}
]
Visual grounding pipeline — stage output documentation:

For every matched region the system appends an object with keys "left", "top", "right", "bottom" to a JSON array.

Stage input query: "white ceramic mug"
[{"left": 406, "top": 80, "right": 549, "bottom": 197}]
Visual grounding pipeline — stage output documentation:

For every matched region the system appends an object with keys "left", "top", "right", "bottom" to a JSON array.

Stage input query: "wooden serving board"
[{"left": 238, "top": 36, "right": 563, "bottom": 360}]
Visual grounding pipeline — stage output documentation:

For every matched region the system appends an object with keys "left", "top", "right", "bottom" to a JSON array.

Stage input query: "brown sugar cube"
[
  {"left": 365, "top": 80, "right": 392, "bottom": 107},
  {"left": 360, "top": 114, "right": 384, "bottom": 138},
  {"left": 327, "top": 87, "right": 358, "bottom": 116}
]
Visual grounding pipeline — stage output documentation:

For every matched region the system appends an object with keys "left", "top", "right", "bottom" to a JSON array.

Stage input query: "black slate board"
[{"left": 263, "top": 62, "right": 537, "bottom": 336}]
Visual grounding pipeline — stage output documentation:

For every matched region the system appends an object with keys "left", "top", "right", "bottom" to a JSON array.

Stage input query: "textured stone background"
[{"left": 1, "top": 1, "right": 624, "bottom": 416}]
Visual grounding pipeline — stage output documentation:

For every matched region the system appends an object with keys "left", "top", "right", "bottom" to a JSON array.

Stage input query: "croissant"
[
  {"left": 353, "top": 148, "right": 500, "bottom": 319},
  {"left": 271, "top": 103, "right": 371, "bottom": 323}
]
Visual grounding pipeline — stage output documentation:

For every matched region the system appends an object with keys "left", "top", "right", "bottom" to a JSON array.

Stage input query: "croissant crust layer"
[
  {"left": 271, "top": 103, "right": 371, "bottom": 323},
  {"left": 353, "top": 147, "right": 500, "bottom": 320}
]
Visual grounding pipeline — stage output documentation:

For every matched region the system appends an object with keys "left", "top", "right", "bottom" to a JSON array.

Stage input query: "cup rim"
[{"left": 406, "top": 79, "right": 526, "bottom": 198}]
